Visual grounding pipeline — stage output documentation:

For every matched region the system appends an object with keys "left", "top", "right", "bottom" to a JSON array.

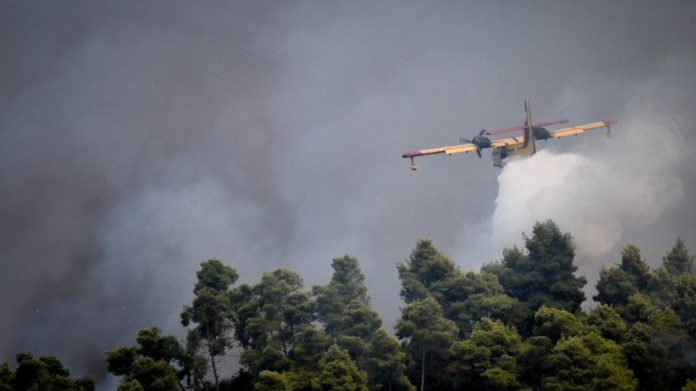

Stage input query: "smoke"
[
  {"left": 1, "top": 1, "right": 695, "bottom": 387},
  {"left": 489, "top": 52, "right": 696, "bottom": 294},
  {"left": 494, "top": 151, "right": 625, "bottom": 257},
  {"left": 492, "top": 145, "right": 682, "bottom": 264},
  {"left": 0, "top": 1, "right": 294, "bottom": 379}
]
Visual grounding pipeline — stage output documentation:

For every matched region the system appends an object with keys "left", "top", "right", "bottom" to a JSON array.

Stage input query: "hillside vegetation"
[{"left": 2, "top": 220, "right": 695, "bottom": 391}]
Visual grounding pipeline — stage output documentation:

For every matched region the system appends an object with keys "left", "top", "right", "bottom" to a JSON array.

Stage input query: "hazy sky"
[{"left": 2, "top": 0, "right": 695, "bottom": 385}]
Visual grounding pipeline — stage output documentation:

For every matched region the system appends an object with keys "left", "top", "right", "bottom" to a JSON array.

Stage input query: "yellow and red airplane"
[{"left": 402, "top": 100, "right": 616, "bottom": 169}]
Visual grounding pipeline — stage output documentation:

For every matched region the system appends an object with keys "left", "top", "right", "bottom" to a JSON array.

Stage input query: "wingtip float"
[{"left": 402, "top": 100, "right": 617, "bottom": 170}]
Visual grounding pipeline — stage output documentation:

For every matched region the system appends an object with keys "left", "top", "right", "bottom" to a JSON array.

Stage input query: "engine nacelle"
[{"left": 532, "top": 126, "right": 552, "bottom": 140}]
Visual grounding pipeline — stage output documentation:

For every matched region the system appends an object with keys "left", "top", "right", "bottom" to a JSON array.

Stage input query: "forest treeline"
[{"left": 2, "top": 220, "right": 696, "bottom": 391}]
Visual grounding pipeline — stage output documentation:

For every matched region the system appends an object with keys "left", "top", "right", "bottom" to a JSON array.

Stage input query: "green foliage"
[
  {"left": 335, "top": 301, "right": 382, "bottom": 358},
  {"left": 622, "top": 307, "right": 695, "bottom": 390},
  {"left": 182, "top": 333, "right": 209, "bottom": 389},
  {"left": 232, "top": 269, "right": 315, "bottom": 375},
  {"left": 621, "top": 245, "right": 652, "bottom": 287},
  {"left": 591, "top": 240, "right": 696, "bottom": 390},
  {"left": 194, "top": 259, "right": 239, "bottom": 292},
  {"left": 450, "top": 272, "right": 528, "bottom": 336},
  {"left": 254, "top": 370, "right": 291, "bottom": 391},
  {"left": 311, "top": 255, "right": 394, "bottom": 387},
  {"left": 107, "top": 346, "right": 139, "bottom": 376},
  {"left": 594, "top": 245, "right": 651, "bottom": 310},
  {"left": 495, "top": 221, "right": 587, "bottom": 325},
  {"left": 1, "top": 352, "right": 94, "bottom": 391},
  {"left": 396, "top": 296, "right": 459, "bottom": 389},
  {"left": 364, "top": 329, "right": 415, "bottom": 391},
  {"left": 319, "top": 255, "right": 369, "bottom": 305},
  {"left": 595, "top": 266, "right": 639, "bottom": 308},
  {"left": 663, "top": 238, "right": 694, "bottom": 275},
  {"left": 683, "top": 379, "right": 696, "bottom": 391},
  {"left": 313, "top": 256, "right": 377, "bottom": 343},
  {"left": 122, "top": 357, "right": 180, "bottom": 391},
  {"left": 399, "top": 239, "right": 526, "bottom": 338},
  {"left": 529, "top": 307, "right": 638, "bottom": 389},
  {"left": 17, "top": 220, "right": 691, "bottom": 391},
  {"left": 648, "top": 240, "right": 696, "bottom": 340},
  {"left": 517, "top": 335, "right": 552, "bottom": 387},
  {"left": 107, "top": 327, "right": 187, "bottom": 391},
  {"left": 588, "top": 304, "right": 628, "bottom": 342},
  {"left": 117, "top": 379, "right": 145, "bottom": 391},
  {"left": 287, "top": 324, "right": 332, "bottom": 374},
  {"left": 542, "top": 332, "right": 637, "bottom": 391},
  {"left": 318, "top": 345, "right": 368, "bottom": 391},
  {"left": 672, "top": 273, "right": 696, "bottom": 338},
  {"left": 136, "top": 327, "right": 183, "bottom": 363},
  {"left": 0, "top": 363, "right": 14, "bottom": 391},
  {"left": 450, "top": 318, "right": 524, "bottom": 390},
  {"left": 397, "top": 238, "right": 458, "bottom": 305},
  {"left": 182, "top": 259, "right": 239, "bottom": 390},
  {"left": 533, "top": 306, "right": 586, "bottom": 343},
  {"left": 240, "top": 345, "right": 292, "bottom": 377}
]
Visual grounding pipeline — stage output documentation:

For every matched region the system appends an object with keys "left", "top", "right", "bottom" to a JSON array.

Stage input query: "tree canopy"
[
  {"left": 6, "top": 220, "right": 696, "bottom": 391},
  {"left": 0, "top": 353, "right": 94, "bottom": 391}
]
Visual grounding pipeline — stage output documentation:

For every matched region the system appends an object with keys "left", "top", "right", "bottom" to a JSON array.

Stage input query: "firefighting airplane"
[{"left": 402, "top": 100, "right": 616, "bottom": 169}]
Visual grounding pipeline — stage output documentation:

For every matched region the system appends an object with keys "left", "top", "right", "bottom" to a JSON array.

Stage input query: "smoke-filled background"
[{"left": 2, "top": 0, "right": 696, "bottom": 386}]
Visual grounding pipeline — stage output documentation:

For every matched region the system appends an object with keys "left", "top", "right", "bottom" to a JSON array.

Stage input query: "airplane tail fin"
[{"left": 522, "top": 99, "right": 536, "bottom": 154}]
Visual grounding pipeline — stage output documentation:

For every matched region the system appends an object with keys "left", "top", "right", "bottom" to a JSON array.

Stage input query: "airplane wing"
[
  {"left": 549, "top": 120, "right": 617, "bottom": 138},
  {"left": 485, "top": 119, "right": 569, "bottom": 136},
  {"left": 402, "top": 142, "right": 478, "bottom": 158},
  {"left": 489, "top": 135, "right": 527, "bottom": 147},
  {"left": 401, "top": 133, "right": 532, "bottom": 159}
]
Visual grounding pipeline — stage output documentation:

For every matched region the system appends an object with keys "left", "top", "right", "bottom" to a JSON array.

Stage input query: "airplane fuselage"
[
  {"left": 491, "top": 138, "right": 531, "bottom": 167},
  {"left": 491, "top": 100, "right": 536, "bottom": 167}
]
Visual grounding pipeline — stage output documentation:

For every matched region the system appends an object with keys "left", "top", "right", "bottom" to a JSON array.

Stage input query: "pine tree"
[
  {"left": 542, "top": 332, "right": 637, "bottom": 391},
  {"left": 232, "top": 269, "right": 314, "bottom": 375},
  {"left": 396, "top": 297, "right": 458, "bottom": 390},
  {"left": 181, "top": 259, "right": 238, "bottom": 391},
  {"left": 663, "top": 238, "right": 694, "bottom": 275},
  {"left": 313, "top": 255, "right": 372, "bottom": 337},
  {"left": 397, "top": 238, "right": 458, "bottom": 305},
  {"left": 493, "top": 221, "right": 587, "bottom": 334},
  {"left": 253, "top": 370, "right": 292, "bottom": 391},
  {"left": 594, "top": 245, "right": 651, "bottom": 309},
  {"left": 450, "top": 317, "right": 524, "bottom": 390},
  {"left": 364, "top": 329, "right": 415, "bottom": 391},
  {"left": 106, "top": 327, "right": 188, "bottom": 391},
  {"left": 318, "top": 345, "right": 368, "bottom": 391},
  {"left": 5, "top": 353, "right": 95, "bottom": 391}
]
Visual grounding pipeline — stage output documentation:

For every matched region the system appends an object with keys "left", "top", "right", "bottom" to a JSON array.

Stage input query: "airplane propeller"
[{"left": 459, "top": 129, "right": 491, "bottom": 158}]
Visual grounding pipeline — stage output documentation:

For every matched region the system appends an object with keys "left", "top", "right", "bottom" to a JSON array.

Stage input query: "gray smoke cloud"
[
  {"left": 491, "top": 52, "right": 696, "bottom": 277},
  {"left": 2, "top": 0, "right": 695, "bottom": 386},
  {"left": 466, "top": 51, "right": 696, "bottom": 305}
]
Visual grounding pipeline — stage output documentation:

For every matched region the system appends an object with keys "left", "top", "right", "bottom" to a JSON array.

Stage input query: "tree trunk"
[
  {"left": 208, "top": 342, "right": 220, "bottom": 391},
  {"left": 209, "top": 350, "right": 220, "bottom": 391},
  {"left": 206, "top": 325, "right": 220, "bottom": 391},
  {"left": 420, "top": 345, "right": 425, "bottom": 391}
]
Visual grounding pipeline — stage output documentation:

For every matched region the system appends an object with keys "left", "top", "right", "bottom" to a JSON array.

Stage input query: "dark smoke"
[{"left": 1, "top": 1, "right": 695, "bottom": 386}]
